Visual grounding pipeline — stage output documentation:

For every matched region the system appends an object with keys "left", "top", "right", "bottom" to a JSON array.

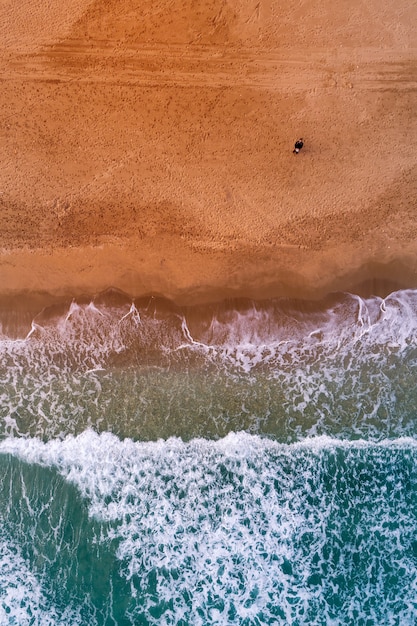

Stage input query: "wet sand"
[{"left": 0, "top": 0, "right": 416, "bottom": 303}]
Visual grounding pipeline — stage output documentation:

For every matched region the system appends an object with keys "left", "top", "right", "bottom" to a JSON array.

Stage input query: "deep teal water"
[{"left": 1, "top": 290, "right": 417, "bottom": 625}]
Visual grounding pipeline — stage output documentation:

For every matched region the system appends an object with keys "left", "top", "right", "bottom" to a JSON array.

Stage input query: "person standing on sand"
[{"left": 293, "top": 138, "right": 304, "bottom": 154}]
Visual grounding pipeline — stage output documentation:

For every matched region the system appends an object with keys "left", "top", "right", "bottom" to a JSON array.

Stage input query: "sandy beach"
[{"left": 0, "top": 0, "right": 416, "bottom": 304}]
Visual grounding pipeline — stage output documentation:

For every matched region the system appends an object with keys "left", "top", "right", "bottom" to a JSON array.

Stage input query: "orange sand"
[{"left": 0, "top": 0, "right": 416, "bottom": 303}]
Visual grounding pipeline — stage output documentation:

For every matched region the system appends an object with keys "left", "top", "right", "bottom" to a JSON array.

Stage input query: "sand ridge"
[{"left": 0, "top": 0, "right": 416, "bottom": 301}]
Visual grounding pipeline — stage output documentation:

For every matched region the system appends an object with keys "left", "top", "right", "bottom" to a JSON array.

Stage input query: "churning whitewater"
[{"left": 1, "top": 289, "right": 417, "bottom": 624}]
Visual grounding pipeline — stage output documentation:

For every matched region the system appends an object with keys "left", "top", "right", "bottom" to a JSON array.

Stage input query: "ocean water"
[{"left": 1, "top": 289, "right": 417, "bottom": 625}]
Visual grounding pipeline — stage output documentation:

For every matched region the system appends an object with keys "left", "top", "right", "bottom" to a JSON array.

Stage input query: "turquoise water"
[{"left": 1, "top": 289, "right": 417, "bottom": 624}]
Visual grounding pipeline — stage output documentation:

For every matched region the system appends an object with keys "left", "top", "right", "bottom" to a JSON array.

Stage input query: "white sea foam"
[{"left": 1, "top": 431, "right": 417, "bottom": 625}]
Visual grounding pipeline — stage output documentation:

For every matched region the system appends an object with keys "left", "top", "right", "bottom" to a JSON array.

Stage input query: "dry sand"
[{"left": 0, "top": 0, "right": 416, "bottom": 304}]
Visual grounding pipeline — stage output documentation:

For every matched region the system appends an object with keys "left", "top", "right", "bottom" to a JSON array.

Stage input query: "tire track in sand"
[{"left": 1, "top": 41, "right": 416, "bottom": 92}]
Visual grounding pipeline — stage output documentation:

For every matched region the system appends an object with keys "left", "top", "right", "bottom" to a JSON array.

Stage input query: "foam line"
[{"left": 2, "top": 289, "right": 417, "bottom": 442}]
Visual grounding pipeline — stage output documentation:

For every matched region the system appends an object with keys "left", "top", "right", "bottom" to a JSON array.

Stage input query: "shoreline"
[
  {"left": 0, "top": 255, "right": 414, "bottom": 342},
  {"left": 1, "top": 237, "right": 417, "bottom": 310}
]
